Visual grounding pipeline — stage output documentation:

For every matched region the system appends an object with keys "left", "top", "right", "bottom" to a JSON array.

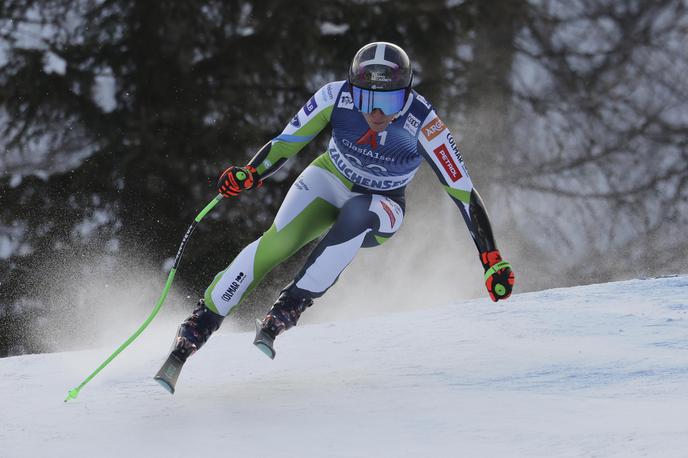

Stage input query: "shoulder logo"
[
  {"left": 325, "top": 83, "right": 335, "bottom": 101},
  {"left": 446, "top": 132, "right": 464, "bottom": 164},
  {"left": 338, "top": 92, "right": 354, "bottom": 110},
  {"left": 422, "top": 116, "right": 446, "bottom": 141},
  {"left": 303, "top": 96, "right": 318, "bottom": 116},
  {"left": 403, "top": 113, "right": 420, "bottom": 136},
  {"left": 415, "top": 94, "right": 431, "bottom": 109},
  {"left": 433, "top": 144, "right": 462, "bottom": 182}
]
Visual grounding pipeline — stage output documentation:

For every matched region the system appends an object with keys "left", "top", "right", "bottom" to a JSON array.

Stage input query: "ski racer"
[{"left": 168, "top": 41, "right": 515, "bottom": 360}]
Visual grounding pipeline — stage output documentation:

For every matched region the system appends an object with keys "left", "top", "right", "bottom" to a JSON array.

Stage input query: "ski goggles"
[{"left": 351, "top": 85, "right": 407, "bottom": 115}]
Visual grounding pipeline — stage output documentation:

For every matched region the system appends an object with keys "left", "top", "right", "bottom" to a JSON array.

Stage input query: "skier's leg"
[
  {"left": 173, "top": 166, "right": 351, "bottom": 358},
  {"left": 260, "top": 193, "right": 404, "bottom": 337},
  {"left": 173, "top": 168, "right": 344, "bottom": 357},
  {"left": 203, "top": 165, "right": 355, "bottom": 317},
  {"left": 293, "top": 193, "right": 404, "bottom": 295}
]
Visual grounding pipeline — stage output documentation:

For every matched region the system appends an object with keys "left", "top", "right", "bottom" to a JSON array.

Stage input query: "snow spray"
[{"left": 64, "top": 194, "right": 224, "bottom": 402}]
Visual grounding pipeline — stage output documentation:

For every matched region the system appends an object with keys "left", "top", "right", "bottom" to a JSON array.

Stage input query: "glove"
[
  {"left": 217, "top": 165, "right": 260, "bottom": 197},
  {"left": 480, "top": 250, "right": 515, "bottom": 302}
]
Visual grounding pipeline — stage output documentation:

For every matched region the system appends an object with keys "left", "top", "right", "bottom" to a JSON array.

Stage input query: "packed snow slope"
[{"left": 2, "top": 276, "right": 688, "bottom": 458}]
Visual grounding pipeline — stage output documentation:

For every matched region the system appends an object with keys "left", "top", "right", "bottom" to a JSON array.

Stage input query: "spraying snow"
[{"left": 2, "top": 275, "right": 688, "bottom": 457}]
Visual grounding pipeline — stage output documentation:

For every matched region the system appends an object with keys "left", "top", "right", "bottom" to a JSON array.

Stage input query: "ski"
[
  {"left": 253, "top": 319, "right": 276, "bottom": 360},
  {"left": 154, "top": 352, "right": 186, "bottom": 394}
]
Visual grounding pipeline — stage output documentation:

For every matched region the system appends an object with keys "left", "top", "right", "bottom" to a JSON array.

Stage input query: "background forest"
[{"left": 1, "top": 0, "right": 686, "bottom": 356}]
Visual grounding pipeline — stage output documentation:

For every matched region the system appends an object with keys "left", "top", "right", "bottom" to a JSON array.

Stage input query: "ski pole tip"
[{"left": 64, "top": 387, "right": 80, "bottom": 403}]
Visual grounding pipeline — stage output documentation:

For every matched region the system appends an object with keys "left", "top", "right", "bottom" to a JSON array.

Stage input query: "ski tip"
[
  {"left": 253, "top": 319, "right": 276, "bottom": 360},
  {"left": 154, "top": 376, "right": 176, "bottom": 395},
  {"left": 254, "top": 342, "right": 276, "bottom": 360}
]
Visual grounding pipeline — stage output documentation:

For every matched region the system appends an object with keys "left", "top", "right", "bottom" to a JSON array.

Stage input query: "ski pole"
[{"left": 64, "top": 194, "right": 224, "bottom": 402}]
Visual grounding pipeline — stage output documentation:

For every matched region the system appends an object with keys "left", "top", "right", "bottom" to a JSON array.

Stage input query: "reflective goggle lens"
[{"left": 351, "top": 86, "right": 407, "bottom": 115}]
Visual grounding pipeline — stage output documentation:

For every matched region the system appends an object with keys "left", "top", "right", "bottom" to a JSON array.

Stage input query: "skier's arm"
[
  {"left": 417, "top": 111, "right": 492, "bottom": 251},
  {"left": 417, "top": 110, "right": 514, "bottom": 301},
  {"left": 247, "top": 82, "right": 339, "bottom": 181}
]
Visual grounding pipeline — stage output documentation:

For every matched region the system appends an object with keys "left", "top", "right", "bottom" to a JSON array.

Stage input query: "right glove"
[{"left": 217, "top": 165, "right": 260, "bottom": 197}]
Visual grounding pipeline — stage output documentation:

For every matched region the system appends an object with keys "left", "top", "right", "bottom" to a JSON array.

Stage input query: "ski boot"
[
  {"left": 253, "top": 290, "right": 313, "bottom": 359},
  {"left": 154, "top": 299, "right": 224, "bottom": 394},
  {"left": 172, "top": 299, "right": 225, "bottom": 362}
]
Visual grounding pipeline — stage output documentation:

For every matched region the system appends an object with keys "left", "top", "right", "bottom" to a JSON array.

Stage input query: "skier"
[{"left": 169, "top": 41, "right": 515, "bottom": 362}]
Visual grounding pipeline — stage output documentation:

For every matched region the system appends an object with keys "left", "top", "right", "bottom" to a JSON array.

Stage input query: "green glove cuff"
[{"left": 484, "top": 260, "right": 512, "bottom": 282}]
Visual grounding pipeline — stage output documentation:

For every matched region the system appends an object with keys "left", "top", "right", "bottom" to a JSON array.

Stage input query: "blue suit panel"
[{"left": 327, "top": 82, "right": 431, "bottom": 191}]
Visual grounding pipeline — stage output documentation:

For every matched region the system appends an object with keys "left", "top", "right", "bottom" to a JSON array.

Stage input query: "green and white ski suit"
[{"left": 205, "top": 80, "right": 497, "bottom": 316}]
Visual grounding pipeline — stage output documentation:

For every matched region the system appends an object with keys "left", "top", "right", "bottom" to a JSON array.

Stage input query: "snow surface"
[{"left": 2, "top": 276, "right": 688, "bottom": 458}]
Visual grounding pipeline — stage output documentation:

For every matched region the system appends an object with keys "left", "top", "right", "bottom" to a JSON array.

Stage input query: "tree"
[
  {"left": 500, "top": 0, "right": 688, "bottom": 286},
  {"left": 0, "top": 0, "right": 484, "bottom": 355}
]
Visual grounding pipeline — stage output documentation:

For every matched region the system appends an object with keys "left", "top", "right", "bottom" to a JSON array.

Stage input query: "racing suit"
[{"left": 205, "top": 80, "right": 499, "bottom": 316}]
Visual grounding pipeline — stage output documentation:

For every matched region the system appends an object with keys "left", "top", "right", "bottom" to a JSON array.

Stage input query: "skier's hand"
[
  {"left": 480, "top": 250, "right": 515, "bottom": 302},
  {"left": 217, "top": 165, "right": 261, "bottom": 197}
]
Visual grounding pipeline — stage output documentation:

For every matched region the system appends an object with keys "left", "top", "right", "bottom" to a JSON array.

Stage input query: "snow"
[
  {"left": 320, "top": 22, "right": 350, "bottom": 35},
  {"left": 42, "top": 50, "right": 67, "bottom": 75},
  {"left": 2, "top": 275, "right": 688, "bottom": 457},
  {"left": 93, "top": 72, "right": 117, "bottom": 113}
]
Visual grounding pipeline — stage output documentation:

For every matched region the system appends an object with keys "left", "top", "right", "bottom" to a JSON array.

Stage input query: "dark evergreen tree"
[{"left": 1, "top": 0, "right": 486, "bottom": 355}]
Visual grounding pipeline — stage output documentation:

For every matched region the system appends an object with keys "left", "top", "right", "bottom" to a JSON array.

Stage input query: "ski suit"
[{"left": 204, "top": 80, "right": 498, "bottom": 316}]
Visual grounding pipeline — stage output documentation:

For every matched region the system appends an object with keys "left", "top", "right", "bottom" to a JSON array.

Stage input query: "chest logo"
[
  {"left": 338, "top": 93, "right": 354, "bottom": 109},
  {"left": 403, "top": 114, "right": 420, "bottom": 136},
  {"left": 356, "top": 128, "right": 380, "bottom": 149}
]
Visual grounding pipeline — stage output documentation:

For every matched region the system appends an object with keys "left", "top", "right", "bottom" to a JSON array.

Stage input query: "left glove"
[
  {"left": 480, "top": 250, "right": 515, "bottom": 302},
  {"left": 217, "top": 165, "right": 261, "bottom": 197}
]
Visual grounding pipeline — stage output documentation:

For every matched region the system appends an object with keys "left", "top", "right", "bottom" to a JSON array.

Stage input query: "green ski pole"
[{"left": 64, "top": 194, "right": 224, "bottom": 402}]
